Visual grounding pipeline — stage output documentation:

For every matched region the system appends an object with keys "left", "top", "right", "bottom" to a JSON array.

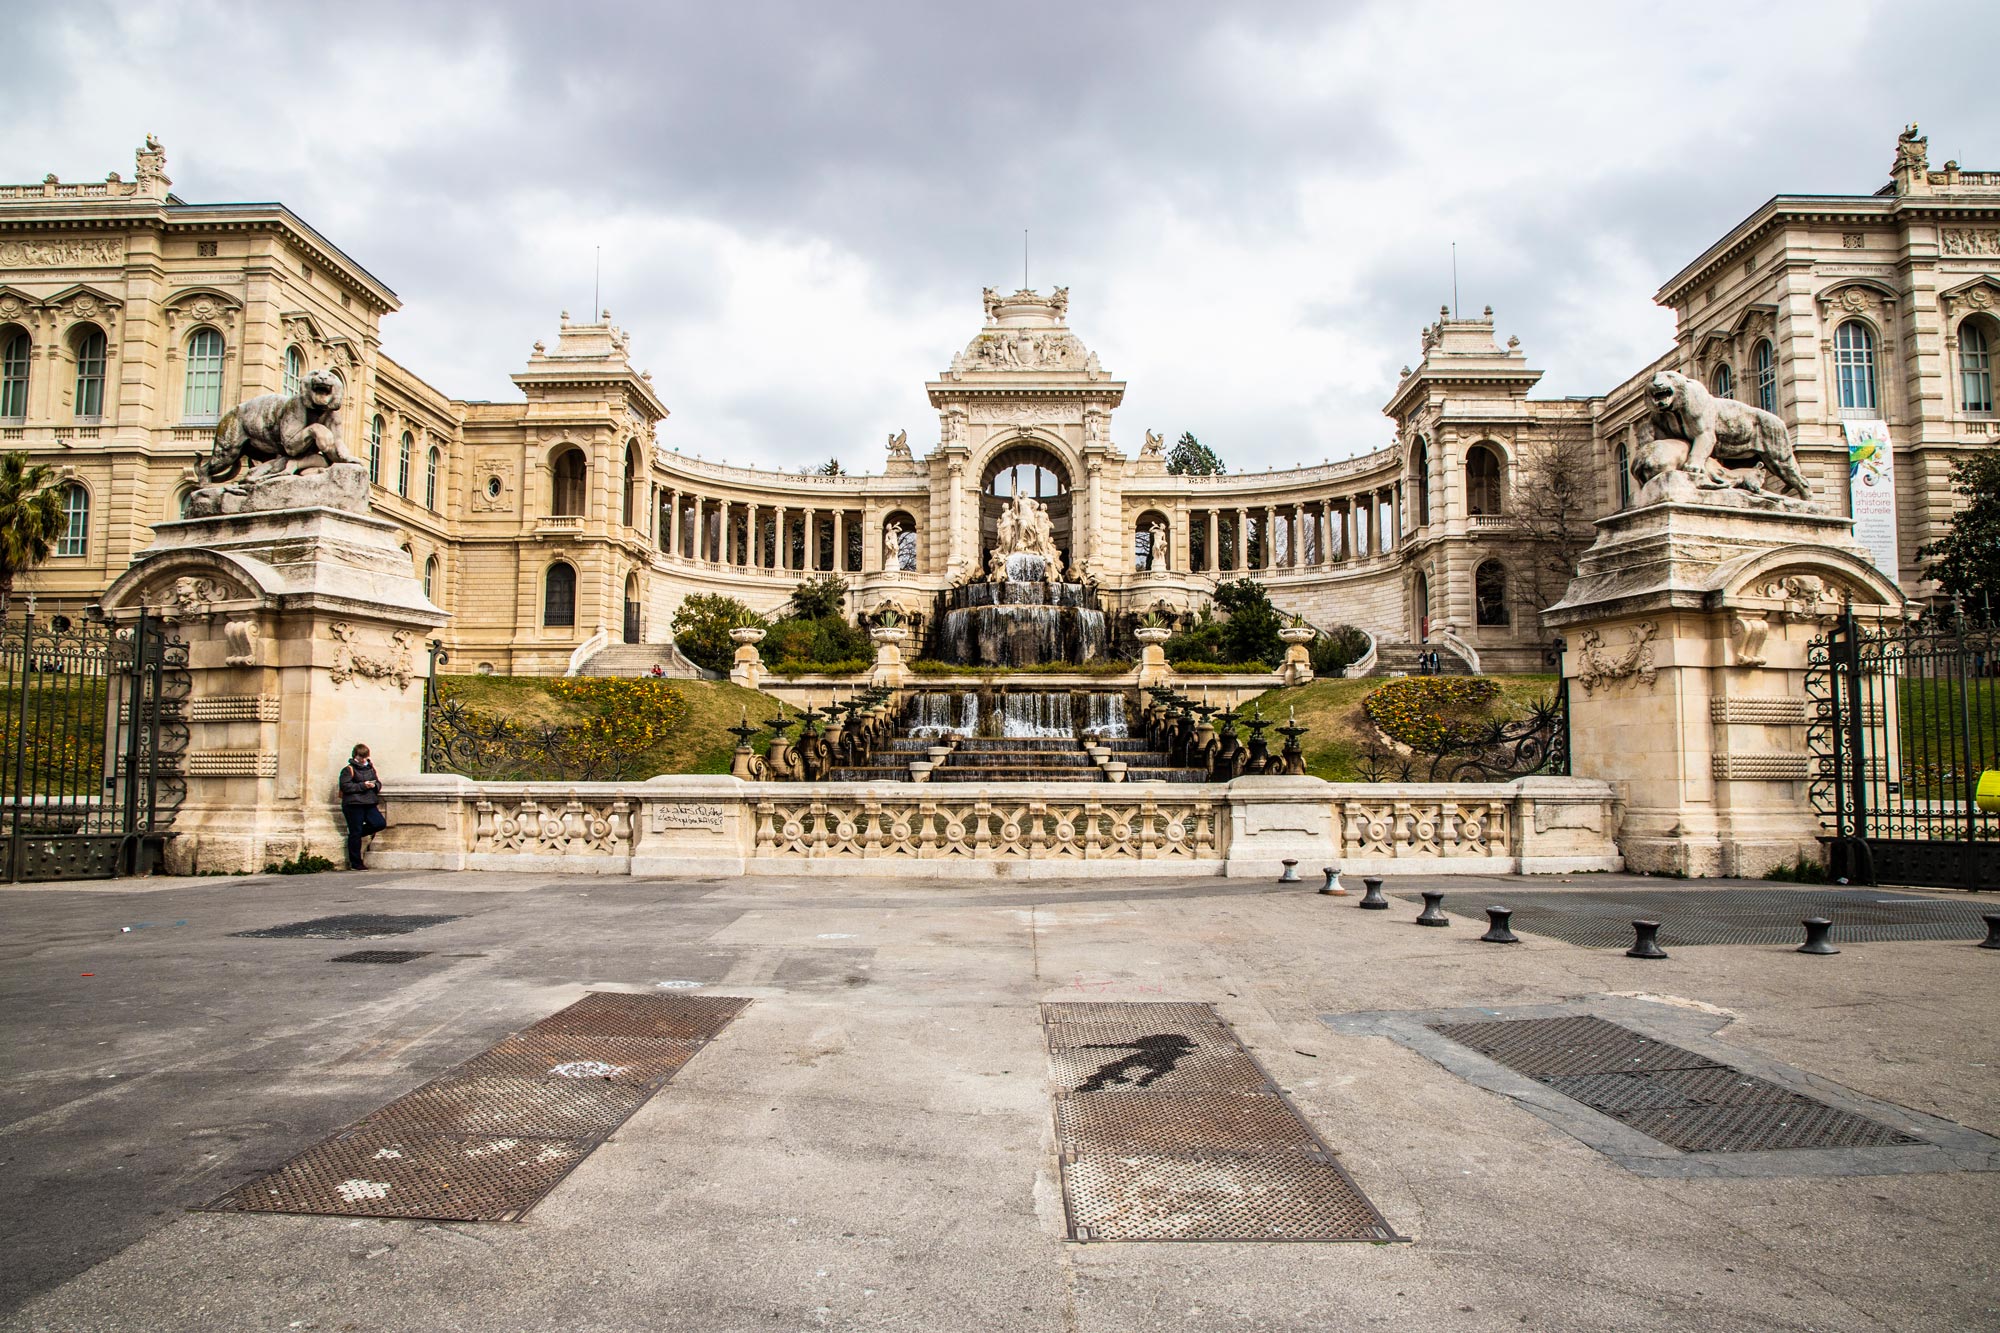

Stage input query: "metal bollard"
[
  {"left": 1626, "top": 920, "right": 1668, "bottom": 960},
  {"left": 1319, "top": 866, "right": 1347, "bottom": 896},
  {"left": 1797, "top": 917, "right": 1840, "bottom": 956},
  {"left": 1358, "top": 876, "right": 1389, "bottom": 909},
  {"left": 1480, "top": 906, "right": 1519, "bottom": 943},
  {"left": 1982, "top": 913, "right": 2000, "bottom": 950},
  {"left": 1278, "top": 859, "right": 1300, "bottom": 884},
  {"left": 1415, "top": 890, "right": 1449, "bottom": 927}
]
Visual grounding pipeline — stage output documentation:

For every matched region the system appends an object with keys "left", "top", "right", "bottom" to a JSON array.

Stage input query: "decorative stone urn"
[
  {"left": 729, "top": 626, "right": 767, "bottom": 688},
  {"left": 1278, "top": 625, "right": 1316, "bottom": 686},
  {"left": 869, "top": 624, "right": 910, "bottom": 688},
  {"left": 1134, "top": 624, "right": 1173, "bottom": 687}
]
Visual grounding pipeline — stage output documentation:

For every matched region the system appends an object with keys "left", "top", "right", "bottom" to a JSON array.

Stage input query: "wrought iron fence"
[
  {"left": 1807, "top": 609, "right": 1998, "bottom": 890},
  {"left": 0, "top": 610, "right": 188, "bottom": 881}
]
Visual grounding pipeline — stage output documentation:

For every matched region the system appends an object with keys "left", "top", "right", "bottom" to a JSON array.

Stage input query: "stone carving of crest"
[
  {"left": 1573, "top": 620, "right": 1659, "bottom": 695},
  {"left": 328, "top": 622, "right": 417, "bottom": 691}
]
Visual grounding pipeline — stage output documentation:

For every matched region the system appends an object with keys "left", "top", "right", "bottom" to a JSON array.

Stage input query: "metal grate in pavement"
[
  {"left": 1042, "top": 1001, "right": 1396, "bottom": 1243},
  {"left": 206, "top": 992, "right": 749, "bottom": 1222},
  {"left": 1430, "top": 1015, "right": 1921, "bottom": 1153},
  {"left": 1394, "top": 888, "right": 1988, "bottom": 948},
  {"left": 233, "top": 914, "right": 461, "bottom": 940},
  {"left": 330, "top": 950, "right": 431, "bottom": 965}
]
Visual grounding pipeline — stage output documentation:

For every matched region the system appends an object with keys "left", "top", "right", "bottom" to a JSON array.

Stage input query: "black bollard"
[
  {"left": 1358, "top": 876, "right": 1389, "bottom": 910},
  {"left": 1278, "top": 859, "right": 1300, "bottom": 884},
  {"left": 1797, "top": 917, "right": 1840, "bottom": 956},
  {"left": 1415, "top": 890, "right": 1449, "bottom": 927},
  {"left": 1319, "top": 866, "right": 1347, "bottom": 896},
  {"left": 1626, "top": 919, "right": 1668, "bottom": 960},
  {"left": 1480, "top": 906, "right": 1519, "bottom": 943},
  {"left": 1981, "top": 913, "right": 2000, "bottom": 950}
]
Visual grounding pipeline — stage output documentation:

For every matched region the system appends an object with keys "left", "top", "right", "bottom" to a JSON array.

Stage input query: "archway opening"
[{"left": 979, "top": 443, "right": 1072, "bottom": 571}]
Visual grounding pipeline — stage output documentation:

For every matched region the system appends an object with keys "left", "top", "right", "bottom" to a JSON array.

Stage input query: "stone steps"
[
  {"left": 1371, "top": 641, "right": 1473, "bottom": 676},
  {"left": 575, "top": 642, "right": 721, "bottom": 679}
]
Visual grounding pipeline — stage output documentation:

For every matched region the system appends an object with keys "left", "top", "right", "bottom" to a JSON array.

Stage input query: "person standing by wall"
[{"left": 338, "top": 743, "right": 385, "bottom": 870}]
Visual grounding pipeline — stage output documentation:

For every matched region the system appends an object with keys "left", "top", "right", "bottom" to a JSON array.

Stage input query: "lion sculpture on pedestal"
[
  {"left": 1635, "top": 370, "right": 1813, "bottom": 500},
  {"left": 196, "top": 368, "right": 351, "bottom": 484}
]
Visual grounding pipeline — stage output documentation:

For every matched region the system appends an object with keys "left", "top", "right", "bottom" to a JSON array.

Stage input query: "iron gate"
[
  {"left": 1807, "top": 609, "right": 1998, "bottom": 890},
  {"left": 0, "top": 610, "right": 188, "bottom": 882}
]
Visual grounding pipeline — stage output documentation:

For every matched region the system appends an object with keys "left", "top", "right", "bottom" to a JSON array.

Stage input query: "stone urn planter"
[
  {"left": 869, "top": 624, "right": 910, "bottom": 688},
  {"left": 1134, "top": 624, "right": 1173, "bottom": 687},
  {"left": 729, "top": 626, "right": 767, "bottom": 687},
  {"left": 1278, "top": 625, "right": 1315, "bottom": 686}
]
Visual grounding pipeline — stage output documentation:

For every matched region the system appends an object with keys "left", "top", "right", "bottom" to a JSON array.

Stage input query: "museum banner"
[{"left": 1843, "top": 420, "right": 1899, "bottom": 580}]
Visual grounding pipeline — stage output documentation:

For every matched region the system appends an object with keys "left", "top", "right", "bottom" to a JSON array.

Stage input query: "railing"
[{"left": 752, "top": 792, "right": 1224, "bottom": 862}]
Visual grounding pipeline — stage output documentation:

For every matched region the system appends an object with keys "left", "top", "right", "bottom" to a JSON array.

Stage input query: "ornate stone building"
[{"left": 2, "top": 131, "right": 1993, "bottom": 675}]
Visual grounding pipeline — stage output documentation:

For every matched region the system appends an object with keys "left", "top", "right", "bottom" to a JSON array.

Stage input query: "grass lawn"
[
  {"left": 1892, "top": 676, "right": 2000, "bottom": 799},
  {"left": 434, "top": 675, "right": 788, "bottom": 779},
  {"left": 1240, "top": 674, "right": 1558, "bottom": 782}
]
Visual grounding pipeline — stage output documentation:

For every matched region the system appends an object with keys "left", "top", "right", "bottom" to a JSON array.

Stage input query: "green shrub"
[
  {"left": 788, "top": 574, "right": 850, "bottom": 621},
  {"left": 1364, "top": 676, "right": 1502, "bottom": 750},
  {"left": 1310, "top": 625, "right": 1371, "bottom": 676},
  {"left": 1764, "top": 854, "right": 1830, "bottom": 883},
  {"left": 770, "top": 657, "right": 869, "bottom": 678},
  {"left": 265, "top": 852, "right": 337, "bottom": 875},
  {"left": 672, "top": 593, "right": 763, "bottom": 674}
]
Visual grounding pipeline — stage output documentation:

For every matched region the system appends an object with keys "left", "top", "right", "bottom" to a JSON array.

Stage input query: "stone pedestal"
[
  {"left": 1134, "top": 626, "right": 1172, "bottom": 686},
  {"left": 729, "top": 626, "right": 767, "bottom": 688},
  {"left": 1278, "top": 626, "right": 1316, "bottom": 686},
  {"left": 1543, "top": 483, "right": 1900, "bottom": 877},
  {"left": 99, "top": 505, "right": 448, "bottom": 874},
  {"left": 868, "top": 625, "right": 910, "bottom": 688}
]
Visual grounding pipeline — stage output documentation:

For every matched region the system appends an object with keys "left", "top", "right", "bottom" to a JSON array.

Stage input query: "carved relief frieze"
[
  {"left": 1573, "top": 620, "right": 1658, "bottom": 695},
  {"left": 0, "top": 238, "right": 123, "bottom": 268},
  {"left": 328, "top": 622, "right": 416, "bottom": 690},
  {"left": 142, "top": 573, "right": 253, "bottom": 623},
  {"left": 1941, "top": 228, "right": 2000, "bottom": 257}
]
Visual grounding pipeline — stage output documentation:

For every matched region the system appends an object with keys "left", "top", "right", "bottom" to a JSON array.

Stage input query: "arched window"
[
  {"left": 1753, "top": 339, "right": 1777, "bottom": 415},
  {"left": 283, "top": 345, "right": 304, "bottom": 396},
  {"left": 622, "top": 573, "right": 641, "bottom": 644},
  {"left": 1960, "top": 320, "right": 1994, "bottom": 414},
  {"left": 1465, "top": 444, "right": 1503, "bottom": 516},
  {"left": 1411, "top": 441, "right": 1430, "bottom": 526},
  {"left": 423, "top": 556, "right": 439, "bottom": 602},
  {"left": 0, "top": 326, "right": 29, "bottom": 421},
  {"left": 175, "top": 486, "right": 193, "bottom": 520},
  {"left": 551, "top": 447, "right": 587, "bottom": 516},
  {"left": 398, "top": 431, "right": 413, "bottom": 496},
  {"left": 621, "top": 444, "right": 639, "bottom": 527},
  {"left": 367, "top": 415, "right": 383, "bottom": 484},
  {"left": 884, "top": 510, "right": 918, "bottom": 571},
  {"left": 543, "top": 562, "right": 576, "bottom": 627},
  {"left": 1474, "top": 560, "right": 1509, "bottom": 627},
  {"left": 71, "top": 325, "right": 107, "bottom": 421},
  {"left": 425, "top": 447, "right": 440, "bottom": 510},
  {"left": 1710, "top": 364, "right": 1734, "bottom": 400},
  {"left": 1133, "top": 511, "right": 1169, "bottom": 572},
  {"left": 56, "top": 483, "right": 89, "bottom": 557},
  {"left": 1616, "top": 441, "right": 1632, "bottom": 509},
  {"left": 1834, "top": 321, "right": 1877, "bottom": 412},
  {"left": 182, "top": 328, "right": 225, "bottom": 423}
]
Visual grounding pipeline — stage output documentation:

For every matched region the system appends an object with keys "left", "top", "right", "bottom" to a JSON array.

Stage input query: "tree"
[
  {"left": 0, "top": 453, "right": 67, "bottom": 614},
  {"left": 1511, "top": 417, "right": 1599, "bottom": 619},
  {"left": 802, "top": 458, "right": 844, "bottom": 476},
  {"left": 787, "top": 574, "right": 849, "bottom": 621},
  {"left": 670, "top": 593, "right": 762, "bottom": 673},
  {"left": 1916, "top": 448, "right": 2000, "bottom": 614},
  {"left": 1165, "top": 432, "right": 1225, "bottom": 476},
  {"left": 1211, "top": 578, "right": 1284, "bottom": 666}
]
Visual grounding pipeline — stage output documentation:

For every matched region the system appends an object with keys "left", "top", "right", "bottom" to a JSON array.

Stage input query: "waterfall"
[
  {"left": 1082, "top": 692, "right": 1128, "bottom": 738},
  {"left": 1000, "top": 692, "right": 1074, "bottom": 738},
  {"left": 908, "top": 690, "right": 978, "bottom": 737}
]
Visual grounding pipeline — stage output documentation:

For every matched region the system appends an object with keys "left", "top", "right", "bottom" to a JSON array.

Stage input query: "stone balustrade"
[{"left": 369, "top": 773, "right": 1622, "bottom": 879}]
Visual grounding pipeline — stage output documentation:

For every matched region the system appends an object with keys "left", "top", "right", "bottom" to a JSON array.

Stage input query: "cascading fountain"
[{"left": 932, "top": 491, "right": 1107, "bottom": 667}]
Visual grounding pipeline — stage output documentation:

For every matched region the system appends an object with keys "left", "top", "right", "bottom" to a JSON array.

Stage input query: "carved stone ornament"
[
  {"left": 1574, "top": 621, "right": 1658, "bottom": 695},
  {"left": 223, "top": 618, "right": 258, "bottom": 667},
  {"left": 1728, "top": 611, "right": 1769, "bottom": 668},
  {"left": 145, "top": 573, "right": 246, "bottom": 622},
  {"left": 328, "top": 622, "right": 416, "bottom": 691}
]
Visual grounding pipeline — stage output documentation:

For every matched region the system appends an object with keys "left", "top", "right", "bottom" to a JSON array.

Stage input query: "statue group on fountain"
[{"left": 986, "top": 490, "right": 1070, "bottom": 582}]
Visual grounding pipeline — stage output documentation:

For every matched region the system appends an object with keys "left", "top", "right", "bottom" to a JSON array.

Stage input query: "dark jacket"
[{"left": 339, "top": 759, "right": 381, "bottom": 806}]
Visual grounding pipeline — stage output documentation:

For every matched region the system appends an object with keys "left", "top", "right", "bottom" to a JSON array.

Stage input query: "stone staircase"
[
  {"left": 574, "top": 642, "right": 720, "bottom": 679},
  {"left": 1370, "top": 641, "right": 1473, "bottom": 676}
]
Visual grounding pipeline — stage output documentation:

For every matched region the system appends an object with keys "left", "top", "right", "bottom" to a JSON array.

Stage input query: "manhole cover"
[
  {"left": 233, "top": 914, "right": 461, "bottom": 940},
  {"left": 1430, "top": 1016, "right": 1921, "bottom": 1153},
  {"left": 1041, "top": 1001, "right": 1396, "bottom": 1243},
  {"left": 207, "top": 992, "right": 750, "bottom": 1222},
  {"left": 330, "top": 950, "right": 431, "bottom": 965}
]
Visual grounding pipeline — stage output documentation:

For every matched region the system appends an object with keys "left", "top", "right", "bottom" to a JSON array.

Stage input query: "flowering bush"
[{"left": 1364, "top": 676, "right": 1501, "bottom": 751}]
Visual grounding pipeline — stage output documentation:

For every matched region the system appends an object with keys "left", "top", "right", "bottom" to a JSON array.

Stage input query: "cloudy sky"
[{"left": 8, "top": 2, "right": 1995, "bottom": 473}]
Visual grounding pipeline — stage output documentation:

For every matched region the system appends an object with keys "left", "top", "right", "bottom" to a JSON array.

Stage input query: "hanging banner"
[{"left": 1843, "top": 420, "right": 1899, "bottom": 580}]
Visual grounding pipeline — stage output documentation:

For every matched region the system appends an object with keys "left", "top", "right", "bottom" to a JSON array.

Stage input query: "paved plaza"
[{"left": 3, "top": 869, "right": 1996, "bottom": 1332}]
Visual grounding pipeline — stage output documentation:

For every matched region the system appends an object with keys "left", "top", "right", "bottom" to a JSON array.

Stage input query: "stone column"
[
  {"left": 1205, "top": 509, "right": 1219, "bottom": 574},
  {"left": 746, "top": 503, "right": 760, "bottom": 568},
  {"left": 946, "top": 462, "right": 965, "bottom": 578},
  {"left": 1085, "top": 462, "right": 1103, "bottom": 573},
  {"left": 666, "top": 489, "right": 681, "bottom": 558},
  {"left": 1543, "top": 474, "right": 1903, "bottom": 877},
  {"left": 99, "top": 484, "right": 449, "bottom": 875},
  {"left": 804, "top": 507, "right": 818, "bottom": 571},
  {"left": 1235, "top": 509, "right": 1248, "bottom": 572},
  {"left": 833, "top": 509, "right": 846, "bottom": 573}
]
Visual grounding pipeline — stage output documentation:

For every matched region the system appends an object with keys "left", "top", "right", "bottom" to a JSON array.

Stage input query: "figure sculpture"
[
  {"left": 197, "top": 368, "right": 352, "bottom": 483},
  {"left": 1643, "top": 370, "right": 1813, "bottom": 500},
  {"left": 1146, "top": 519, "right": 1169, "bottom": 571},
  {"left": 882, "top": 520, "right": 905, "bottom": 576}
]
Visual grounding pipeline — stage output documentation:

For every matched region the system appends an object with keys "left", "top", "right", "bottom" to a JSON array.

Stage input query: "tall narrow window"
[
  {"left": 367, "top": 415, "right": 383, "bottom": 483},
  {"left": 551, "top": 448, "right": 587, "bottom": 516},
  {"left": 283, "top": 345, "right": 304, "bottom": 396},
  {"left": 543, "top": 562, "right": 576, "bottom": 627},
  {"left": 72, "top": 326, "right": 107, "bottom": 420},
  {"left": 1616, "top": 442, "right": 1632, "bottom": 508},
  {"left": 398, "top": 431, "right": 413, "bottom": 496},
  {"left": 1753, "top": 339, "right": 1777, "bottom": 414},
  {"left": 1834, "top": 321, "right": 1877, "bottom": 412},
  {"left": 1466, "top": 444, "right": 1503, "bottom": 515},
  {"left": 182, "top": 328, "right": 225, "bottom": 422},
  {"left": 56, "top": 484, "right": 88, "bottom": 557},
  {"left": 1710, "top": 364, "right": 1734, "bottom": 400},
  {"left": 0, "top": 327, "right": 28, "bottom": 421},
  {"left": 1474, "top": 560, "right": 1509, "bottom": 626},
  {"left": 425, "top": 447, "right": 440, "bottom": 509},
  {"left": 1412, "top": 442, "right": 1430, "bottom": 526},
  {"left": 1960, "top": 321, "right": 1993, "bottom": 414},
  {"left": 423, "top": 556, "right": 439, "bottom": 602}
]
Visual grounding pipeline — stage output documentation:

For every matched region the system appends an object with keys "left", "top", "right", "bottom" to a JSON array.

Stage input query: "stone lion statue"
[
  {"left": 1644, "top": 370, "right": 1812, "bottom": 499},
  {"left": 196, "top": 368, "right": 350, "bottom": 483}
]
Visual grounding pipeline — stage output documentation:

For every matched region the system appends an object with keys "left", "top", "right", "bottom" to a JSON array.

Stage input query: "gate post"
[
  {"left": 1543, "top": 470, "right": 1902, "bottom": 878},
  {"left": 99, "top": 476, "right": 448, "bottom": 874}
]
